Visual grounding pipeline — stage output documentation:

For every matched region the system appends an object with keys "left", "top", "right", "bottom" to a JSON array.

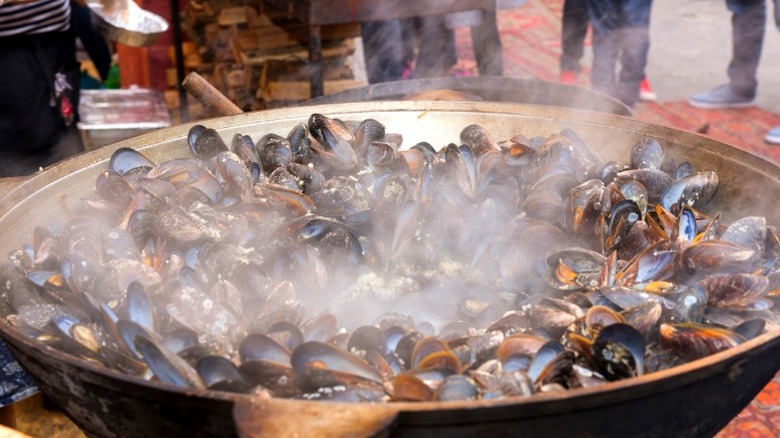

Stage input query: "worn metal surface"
[
  {"left": 305, "top": 76, "right": 633, "bottom": 116},
  {"left": 0, "top": 101, "right": 779, "bottom": 437},
  {"left": 86, "top": 0, "right": 168, "bottom": 48}
]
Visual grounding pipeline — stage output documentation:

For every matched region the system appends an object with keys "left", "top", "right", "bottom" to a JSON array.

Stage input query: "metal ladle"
[{"left": 87, "top": 0, "right": 169, "bottom": 47}]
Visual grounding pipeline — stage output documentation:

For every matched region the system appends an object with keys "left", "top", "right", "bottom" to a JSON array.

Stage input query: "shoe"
[
  {"left": 765, "top": 125, "right": 780, "bottom": 145},
  {"left": 560, "top": 70, "right": 577, "bottom": 85},
  {"left": 688, "top": 84, "right": 755, "bottom": 109},
  {"left": 639, "top": 77, "right": 656, "bottom": 101}
]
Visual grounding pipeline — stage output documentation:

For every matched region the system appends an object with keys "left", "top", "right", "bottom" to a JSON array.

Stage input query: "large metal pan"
[
  {"left": 305, "top": 77, "right": 633, "bottom": 116},
  {"left": 1, "top": 101, "right": 779, "bottom": 437}
]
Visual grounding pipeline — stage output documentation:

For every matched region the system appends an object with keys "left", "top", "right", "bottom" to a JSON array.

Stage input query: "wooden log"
[
  {"left": 217, "top": 6, "right": 258, "bottom": 26},
  {"left": 239, "top": 39, "right": 354, "bottom": 66},
  {"left": 234, "top": 22, "right": 359, "bottom": 53},
  {"left": 259, "top": 79, "right": 366, "bottom": 101}
]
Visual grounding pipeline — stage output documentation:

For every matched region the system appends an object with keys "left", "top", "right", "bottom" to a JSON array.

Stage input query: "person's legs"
[
  {"left": 560, "top": 0, "right": 589, "bottom": 74},
  {"left": 727, "top": 0, "right": 766, "bottom": 97},
  {"left": 360, "top": 20, "right": 404, "bottom": 84},
  {"left": 472, "top": 2, "right": 504, "bottom": 76},
  {"left": 590, "top": 29, "right": 621, "bottom": 99},
  {"left": 689, "top": 0, "right": 765, "bottom": 107},
  {"left": 400, "top": 17, "right": 416, "bottom": 73},
  {"left": 414, "top": 15, "right": 457, "bottom": 78},
  {"left": 0, "top": 38, "right": 66, "bottom": 176},
  {"left": 617, "top": 25, "right": 650, "bottom": 108}
]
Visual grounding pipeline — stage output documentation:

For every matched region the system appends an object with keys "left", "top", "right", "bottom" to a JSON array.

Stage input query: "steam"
[
  {"left": 8, "top": 116, "right": 594, "bottom": 360},
  {"left": 274, "top": 125, "right": 561, "bottom": 335}
]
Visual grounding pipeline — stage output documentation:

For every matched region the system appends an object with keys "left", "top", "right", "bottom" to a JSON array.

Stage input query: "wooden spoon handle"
[{"left": 182, "top": 72, "right": 243, "bottom": 117}]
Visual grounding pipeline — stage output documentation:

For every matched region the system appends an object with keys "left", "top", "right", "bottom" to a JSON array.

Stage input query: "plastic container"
[{"left": 77, "top": 88, "right": 171, "bottom": 151}]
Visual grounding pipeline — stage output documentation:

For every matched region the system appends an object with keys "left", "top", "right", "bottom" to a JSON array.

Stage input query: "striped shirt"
[{"left": 0, "top": 0, "right": 70, "bottom": 37}]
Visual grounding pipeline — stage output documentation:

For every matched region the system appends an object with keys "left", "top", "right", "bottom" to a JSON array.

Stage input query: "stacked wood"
[
  {"left": 258, "top": 78, "right": 365, "bottom": 102},
  {"left": 173, "top": 2, "right": 366, "bottom": 110}
]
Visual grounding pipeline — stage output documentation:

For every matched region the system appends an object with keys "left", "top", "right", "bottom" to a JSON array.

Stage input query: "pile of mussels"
[{"left": 2, "top": 113, "right": 779, "bottom": 403}]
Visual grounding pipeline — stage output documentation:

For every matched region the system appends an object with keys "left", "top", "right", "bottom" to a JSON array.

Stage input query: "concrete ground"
[
  {"left": 466, "top": 0, "right": 780, "bottom": 164},
  {"left": 647, "top": 0, "right": 780, "bottom": 114}
]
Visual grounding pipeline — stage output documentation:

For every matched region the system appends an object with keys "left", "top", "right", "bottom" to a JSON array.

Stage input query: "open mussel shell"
[
  {"left": 501, "top": 353, "right": 532, "bottom": 373},
  {"left": 546, "top": 248, "right": 606, "bottom": 291},
  {"left": 387, "top": 374, "right": 434, "bottom": 402},
  {"left": 116, "top": 319, "right": 157, "bottom": 359},
  {"left": 49, "top": 315, "right": 102, "bottom": 359},
  {"left": 569, "top": 179, "right": 607, "bottom": 235},
  {"left": 307, "top": 113, "right": 358, "bottom": 169},
  {"left": 733, "top": 319, "right": 767, "bottom": 340},
  {"left": 239, "top": 333, "right": 291, "bottom": 367},
  {"left": 134, "top": 335, "right": 205, "bottom": 389},
  {"left": 266, "top": 321, "right": 305, "bottom": 350},
  {"left": 196, "top": 355, "right": 250, "bottom": 393},
  {"left": 109, "top": 147, "right": 155, "bottom": 175},
  {"left": 410, "top": 337, "right": 451, "bottom": 370},
  {"left": 585, "top": 305, "right": 626, "bottom": 339},
  {"left": 607, "top": 199, "right": 643, "bottom": 252},
  {"left": 291, "top": 341, "right": 382, "bottom": 383},
  {"left": 497, "top": 333, "right": 547, "bottom": 362},
  {"left": 161, "top": 327, "right": 199, "bottom": 354},
  {"left": 126, "top": 281, "right": 155, "bottom": 332},
  {"left": 529, "top": 344, "right": 575, "bottom": 389},
  {"left": 433, "top": 375, "right": 480, "bottom": 402},
  {"left": 591, "top": 323, "right": 645, "bottom": 380},
  {"left": 527, "top": 341, "right": 565, "bottom": 383}
]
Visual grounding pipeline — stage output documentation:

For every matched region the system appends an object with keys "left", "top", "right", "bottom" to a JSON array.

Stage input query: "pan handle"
[{"left": 182, "top": 72, "right": 244, "bottom": 117}]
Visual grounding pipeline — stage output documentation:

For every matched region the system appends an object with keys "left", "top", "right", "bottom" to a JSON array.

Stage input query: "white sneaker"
[{"left": 765, "top": 125, "right": 780, "bottom": 145}]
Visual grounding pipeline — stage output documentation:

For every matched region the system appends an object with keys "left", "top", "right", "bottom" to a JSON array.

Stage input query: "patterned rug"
[{"left": 447, "top": 1, "right": 780, "bottom": 436}]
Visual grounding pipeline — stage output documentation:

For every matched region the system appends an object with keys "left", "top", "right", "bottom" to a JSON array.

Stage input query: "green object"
[
  {"left": 81, "top": 71, "right": 102, "bottom": 90},
  {"left": 103, "top": 64, "right": 121, "bottom": 89}
]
